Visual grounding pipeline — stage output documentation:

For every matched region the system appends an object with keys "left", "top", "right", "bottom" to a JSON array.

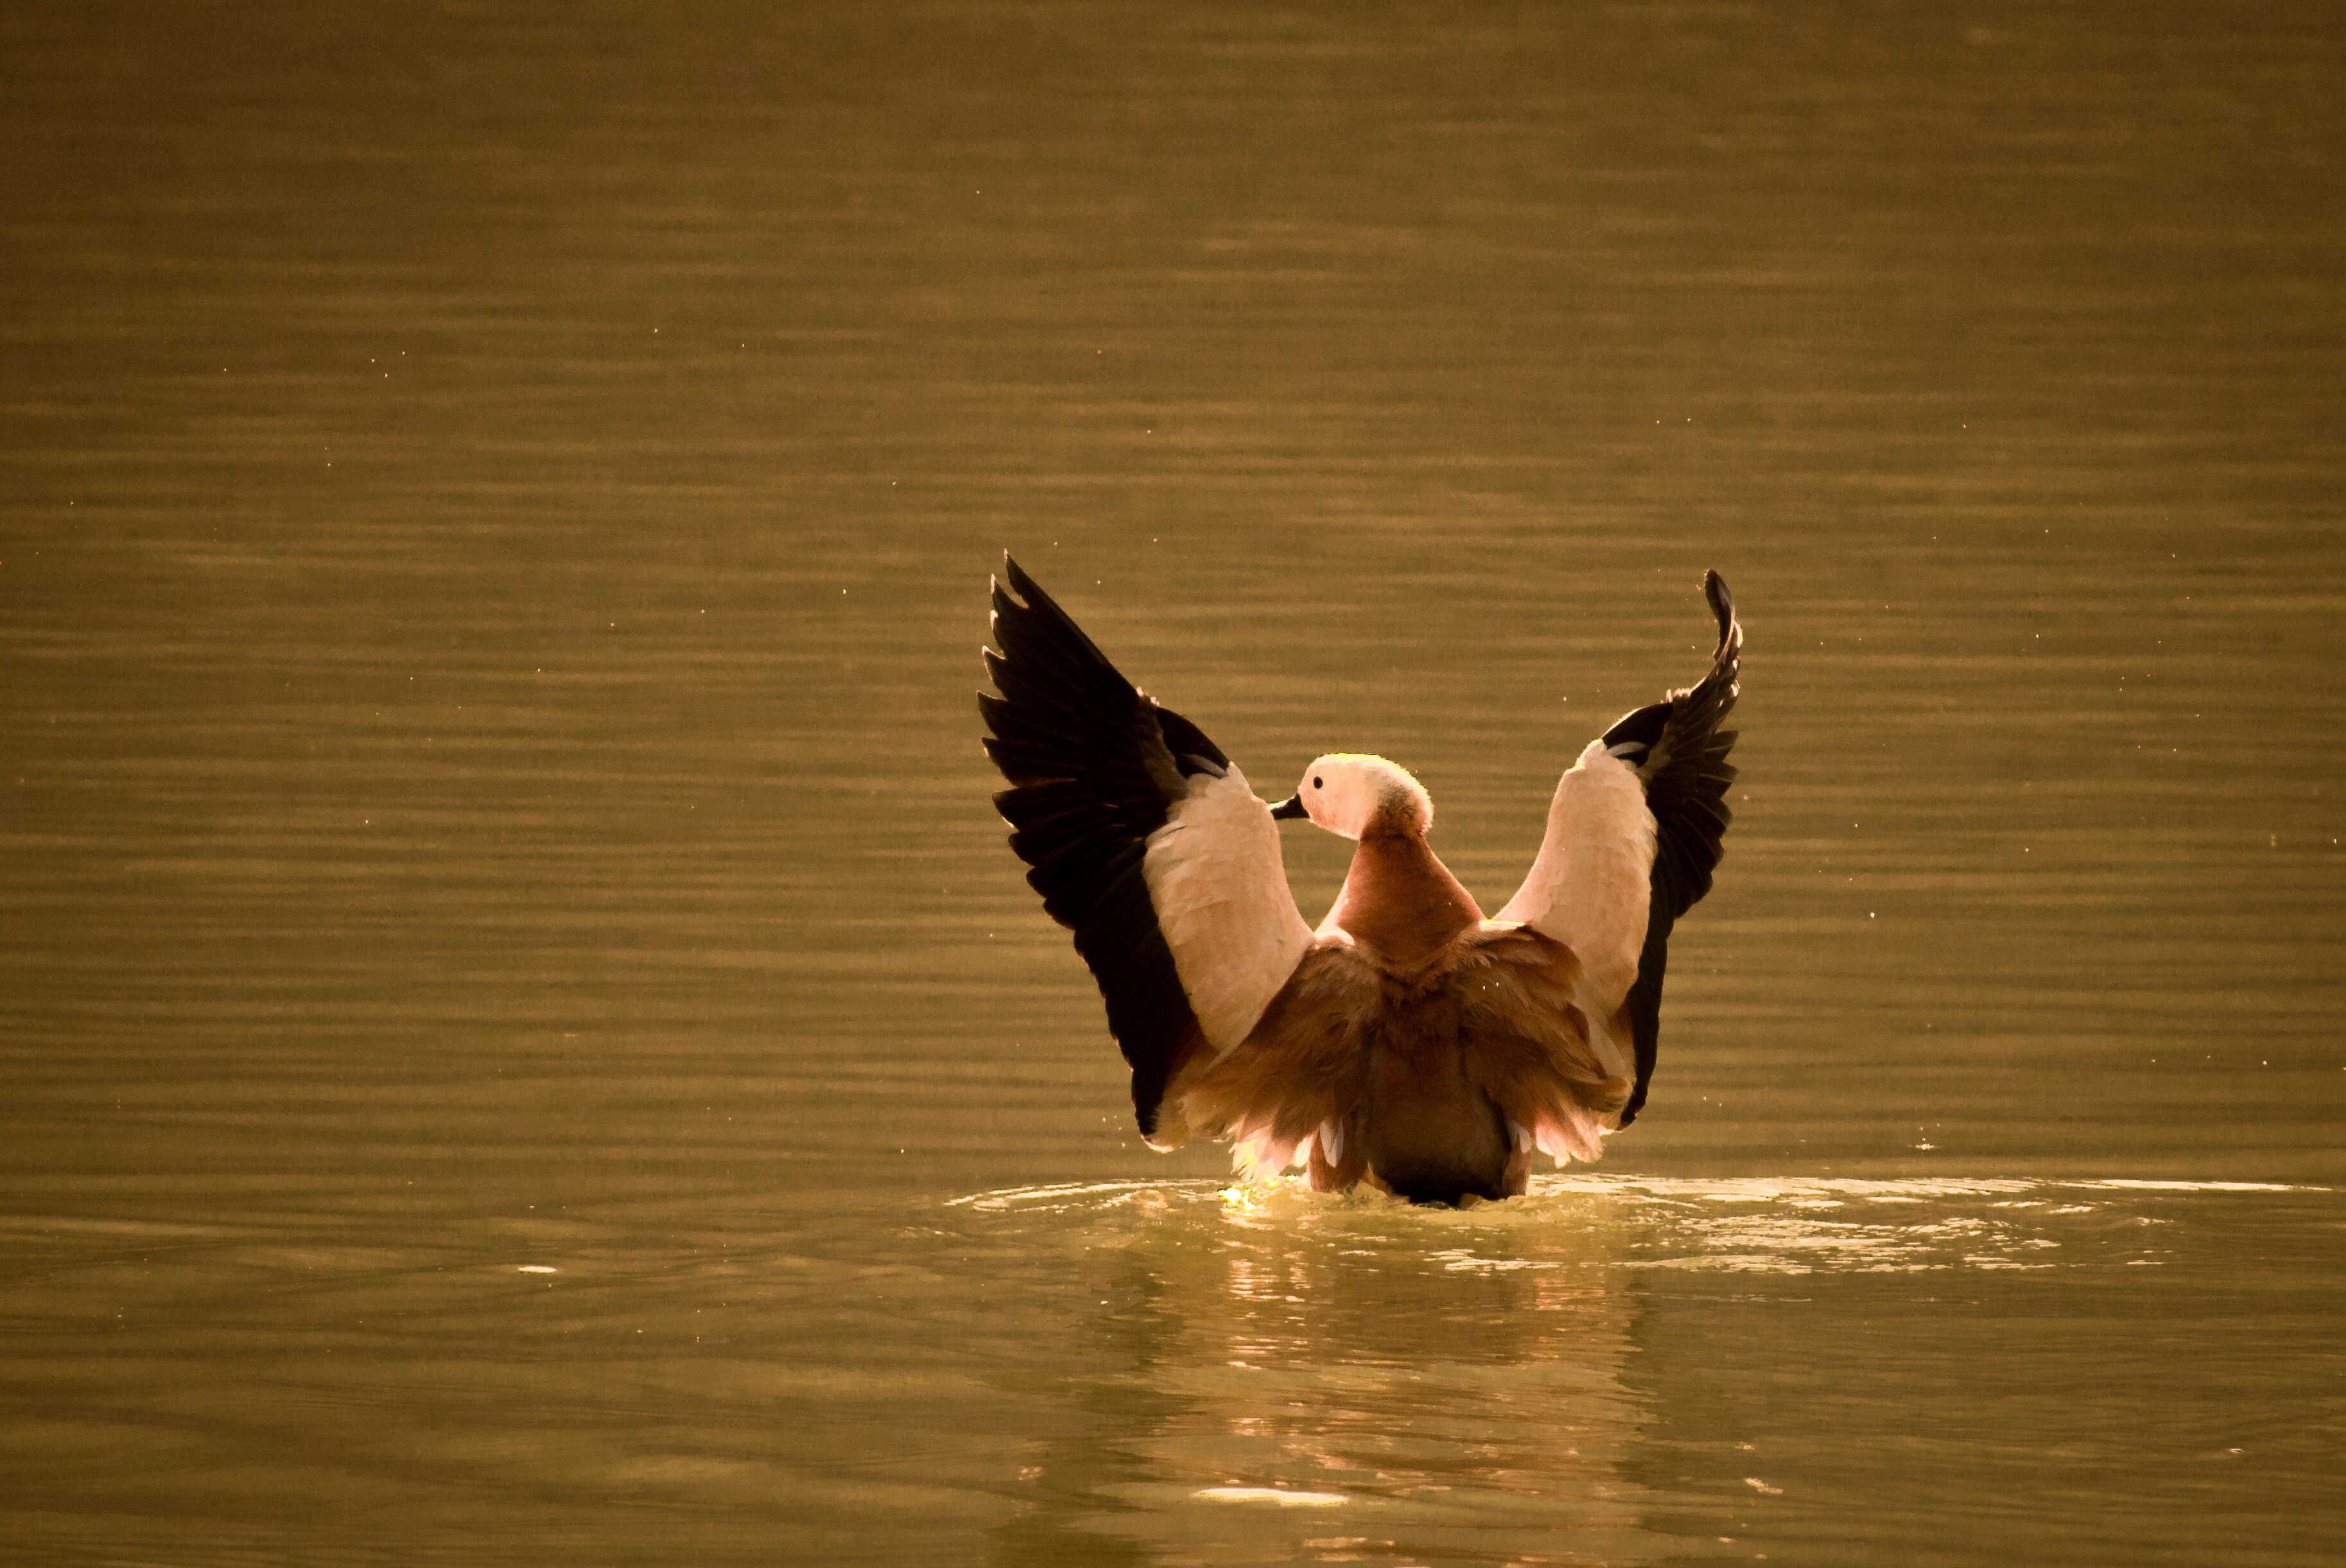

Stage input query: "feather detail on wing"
[
  {"left": 1603, "top": 571, "right": 1740, "bottom": 1124},
  {"left": 1143, "top": 768, "right": 1316, "bottom": 1054},
  {"left": 1165, "top": 938, "right": 1377, "bottom": 1185},
  {"left": 980, "top": 555, "right": 1312, "bottom": 1146},
  {"left": 1491, "top": 742, "right": 1656, "bottom": 1009},
  {"left": 1493, "top": 570, "right": 1742, "bottom": 1131},
  {"left": 1455, "top": 922, "right": 1635, "bottom": 1163}
]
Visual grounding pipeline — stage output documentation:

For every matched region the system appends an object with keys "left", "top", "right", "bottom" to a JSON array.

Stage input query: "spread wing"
[
  {"left": 1494, "top": 570, "right": 1742, "bottom": 1127},
  {"left": 980, "top": 555, "right": 1314, "bottom": 1145}
]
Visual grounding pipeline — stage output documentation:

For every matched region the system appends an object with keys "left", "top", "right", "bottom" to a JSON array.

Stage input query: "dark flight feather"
[
  {"left": 980, "top": 555, "right": 1226, "bottom": 1137},
  {"left": 1603, "top": 570, "right": 1742, "bottom": 1126}
]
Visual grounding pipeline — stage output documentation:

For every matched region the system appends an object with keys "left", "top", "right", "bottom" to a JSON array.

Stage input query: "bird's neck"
[{"left": 1324, "top": 829, "right": 1484, "bottom": 970}]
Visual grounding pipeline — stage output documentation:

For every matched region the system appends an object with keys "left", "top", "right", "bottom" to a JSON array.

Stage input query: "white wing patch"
[
  {"left": 1142, "top": 765, "right": 1316, "bottom": 1054},
  {"left": 1495, "top": 738, "right": 1657, "bottom": 1015}
]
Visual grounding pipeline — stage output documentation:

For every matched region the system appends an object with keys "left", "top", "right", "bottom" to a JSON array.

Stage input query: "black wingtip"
[
  {"left": 999, "top": 552, "right": 1043, "bottom": 610},
  {"left": 1702, "top": 570, "right": 1738, "bottom": 661}
]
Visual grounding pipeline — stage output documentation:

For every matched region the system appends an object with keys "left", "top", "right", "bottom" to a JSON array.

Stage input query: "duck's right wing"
[
  {"left": 980, "top": 555, "right": 1315, "bottom": 1146},
  {"left": 1495, "top": 570, "right": 1742, "bottom": 1127}
]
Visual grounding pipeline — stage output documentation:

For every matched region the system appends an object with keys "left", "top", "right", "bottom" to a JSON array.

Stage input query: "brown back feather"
[{"left": 1167, "top": 923, "right": 1637, "bottom": 1195}]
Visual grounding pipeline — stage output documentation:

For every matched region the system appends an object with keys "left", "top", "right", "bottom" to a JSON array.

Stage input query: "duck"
[{"left": 979, "top": 556, "right": 1742, "bottom": 1206}]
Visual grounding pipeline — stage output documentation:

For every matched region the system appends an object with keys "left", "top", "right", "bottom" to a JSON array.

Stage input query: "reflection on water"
[
  {"left": 945, "top": 1176, "right": 2343, "bottom": 1564},
  {"left": 969, "top": 1181, "right": 1652, "bottom": 1564},
  {"left": 0, "top": 1171, "right": 2338, "bottom": 1564}
]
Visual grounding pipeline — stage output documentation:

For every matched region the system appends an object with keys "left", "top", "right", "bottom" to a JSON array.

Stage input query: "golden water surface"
[{"left": 3, "top": 3, "right": 2341, "bottom": 1564}]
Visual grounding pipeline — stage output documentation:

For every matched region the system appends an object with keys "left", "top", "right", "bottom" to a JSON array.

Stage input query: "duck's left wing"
[
  {"left": 980, "top": 555, "right": 1315, "bottom": 1146},
  {"left": 1495, "top": 570, "right": 1742, "bottom": 1126}
]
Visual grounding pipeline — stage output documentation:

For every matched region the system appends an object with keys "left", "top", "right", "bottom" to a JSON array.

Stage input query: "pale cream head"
[{"left": 1289, "top": 753, "right": 1433, "bottom": 839}]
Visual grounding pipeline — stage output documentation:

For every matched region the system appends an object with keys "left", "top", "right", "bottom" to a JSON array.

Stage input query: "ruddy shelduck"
[{"left": 980, "top": 557, "right": 1742, "bottom": 1206}]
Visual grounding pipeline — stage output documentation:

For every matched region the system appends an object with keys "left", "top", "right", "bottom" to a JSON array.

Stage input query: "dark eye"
[{"left": 1312, "top": 776, "right": 1323, "bottom": 789}]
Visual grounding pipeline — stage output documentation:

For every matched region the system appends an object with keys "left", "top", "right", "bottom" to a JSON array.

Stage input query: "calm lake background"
[{"left": 3, "top": 2, "right": 2342, "bottom": 1564}]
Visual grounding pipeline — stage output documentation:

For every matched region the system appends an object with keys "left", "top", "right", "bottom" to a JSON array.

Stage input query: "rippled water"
[
  {"left": 6, "top": 1175, "right": 2337, "bottom": 1564},
  {"left": 4, "top": 1, "right": 2343, "bottom": 1563}
]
